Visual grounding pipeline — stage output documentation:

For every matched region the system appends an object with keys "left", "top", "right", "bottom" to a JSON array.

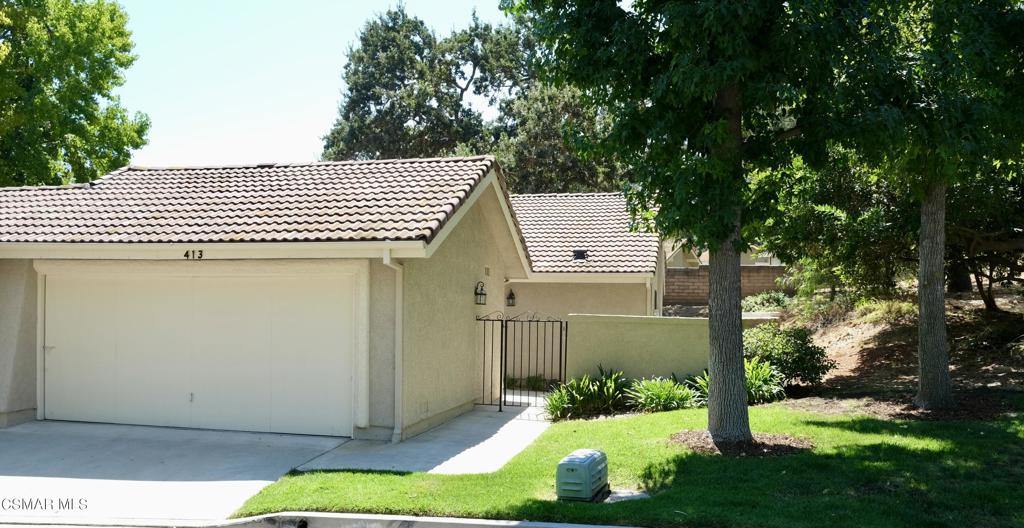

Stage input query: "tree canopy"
[
  {"left": 0, "top": 0, "right": 149, "bottom": 186},
  {"left": 509, "top": 0, "right": 868, "bottom": 442},
  {"left": 322, "top": 8, "right": 485, "bottom": 161},
  {"left": 793, "top": 0, "right": 1024, "bottom": 408},
  {"left": 322, "top": 6, "right": 622, "bottom": 193}
]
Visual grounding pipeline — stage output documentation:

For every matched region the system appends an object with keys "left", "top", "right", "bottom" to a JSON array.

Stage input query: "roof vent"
[
  {"left": 256, "top": 162, "right": 277, "bottom": 168},
  {"left": 572, "top": 249, "right": 589, "bottom": 261}
]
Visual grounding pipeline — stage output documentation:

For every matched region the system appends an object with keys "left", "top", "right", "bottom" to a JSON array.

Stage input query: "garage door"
[{"left": 41, "top": 267, "right": 357, "bottom": 436}]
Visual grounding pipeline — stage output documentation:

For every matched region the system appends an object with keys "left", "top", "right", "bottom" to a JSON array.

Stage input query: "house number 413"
[{"left": 183, "top": 249, "right": 204, "bottom": 260}]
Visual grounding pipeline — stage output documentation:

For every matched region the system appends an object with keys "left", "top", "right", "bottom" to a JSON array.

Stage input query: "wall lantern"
[
  {"left": 506, "top": 289, "right": 517, "bottom": 307},
  {"left": 474, "top": 281, "right": 487, "bottom": 305}
]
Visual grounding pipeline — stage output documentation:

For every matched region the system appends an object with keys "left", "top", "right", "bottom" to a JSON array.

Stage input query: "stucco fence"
[{"left": 564, "top": 313, "right": 778, "bottom": 380}]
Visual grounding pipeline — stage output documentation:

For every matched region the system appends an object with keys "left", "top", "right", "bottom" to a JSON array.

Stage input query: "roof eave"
[
  {"left": 510, "top": 271, "right": 655, "bottom": 283},
  {"left": 0, "top": 240, "right": 430, "bottom": 260}
]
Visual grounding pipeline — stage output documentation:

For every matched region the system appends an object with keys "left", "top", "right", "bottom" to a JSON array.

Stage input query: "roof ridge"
[
  {"left": 510, "top": 191, "right": 624, "bottom": 198},
  {"left": 125, "top": 155, "right": 495, "bottom": 172}
]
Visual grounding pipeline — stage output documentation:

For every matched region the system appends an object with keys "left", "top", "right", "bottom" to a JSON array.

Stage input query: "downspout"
[{"left": 382, "top": 249, "right": 405, "bottom": 443}]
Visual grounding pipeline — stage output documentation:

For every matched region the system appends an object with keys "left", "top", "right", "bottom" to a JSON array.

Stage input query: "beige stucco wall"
[
  {"left": 566, "top": 314, "right": 778, "bottom": 380},
  {"left": 0, "top": 259, "right": 37, "bottom": 427},
  {"left": 400, "top": 189, "right": 516, "bottom": 438},
  {"left": 505, "top": 282, "right": 649, "bottom": 320},
  {"left": 366, "top": 259, "right": 396, "bottom": 436}
]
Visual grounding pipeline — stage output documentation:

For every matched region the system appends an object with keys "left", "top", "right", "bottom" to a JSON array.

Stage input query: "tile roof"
[
  {"left": 0, "top": 156, "right": 497, "bottom": 243},
  {"left": 509, "top": 193, "right": 659, "bottom": 274}
]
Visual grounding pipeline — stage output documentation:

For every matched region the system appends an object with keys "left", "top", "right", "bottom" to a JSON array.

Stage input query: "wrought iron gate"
[{"left": 478, "top": 313, "right": 568, "bottom": 410}]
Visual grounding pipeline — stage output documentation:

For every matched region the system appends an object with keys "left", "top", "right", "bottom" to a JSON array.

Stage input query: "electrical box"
[{"left": 556, "top": 449, "right": 609, "bottom": 501}]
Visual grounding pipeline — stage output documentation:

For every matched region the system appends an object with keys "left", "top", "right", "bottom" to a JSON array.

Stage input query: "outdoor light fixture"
[
  {"left": 506, "top": 289, "right": 516, "bottom": 307},
  {"left": 474, "top": 281, "right": 487, "bottom": 305}
]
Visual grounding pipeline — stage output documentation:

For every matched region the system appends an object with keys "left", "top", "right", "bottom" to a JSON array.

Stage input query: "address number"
[{"left": 183, "top": 249, "right": 204, "bottom": 260}]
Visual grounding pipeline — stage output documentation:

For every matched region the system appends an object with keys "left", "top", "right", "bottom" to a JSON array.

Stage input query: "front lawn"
[{"left": 237, "top": 398, "right": 1024, "bottom": 528}]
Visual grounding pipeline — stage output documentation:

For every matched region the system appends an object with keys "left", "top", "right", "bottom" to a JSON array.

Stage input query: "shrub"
[
  {"left": 544, "top": 385, "right": 573, "bottom": 421},
  {"left": 686, "top": 373, "right": 710, "bottom": 404},
  {"left": 787, "top": 293, "right": 855, "bottom": 328},
  {"left": 854, "top": 298, "right": 917, "bottom": 324},
  {"left": 743, "top": 323, "right": 835, "bottom": 385},
  {"left": 686, "top": 357, "right": 787, "bottom": 405},
  {"left": 741, "top": 291, "right": 791, "bottom": 312},
  {"left": 543, "top": 365, "right": 629, "bottom": 421},
  {"left": 744, "top": 357, "right": 787, "bottom": 404},
  {"left": 626, "top": 378, "right": 697, "bottom": 412}
]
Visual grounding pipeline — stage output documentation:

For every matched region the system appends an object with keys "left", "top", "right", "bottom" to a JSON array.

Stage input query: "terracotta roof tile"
[
  {"left": 509, "top": 193, "right": 658, "bottom": 274},
  {"left": 0, "top": 156, "right": 495, "bottom": 243}
]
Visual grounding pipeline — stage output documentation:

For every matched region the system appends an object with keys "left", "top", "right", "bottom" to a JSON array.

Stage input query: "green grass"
[{"left": 237, "top": 399, "right": 1024, "bottom": 528}]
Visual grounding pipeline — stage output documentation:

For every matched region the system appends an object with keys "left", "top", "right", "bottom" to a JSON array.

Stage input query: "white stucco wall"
[
  {"left": 0, "top": 259, "right": 37, "bottom": 426},
  {"left": 401, "top": 190, "right": 516, "bottom": 438},
  {"left": 505, "top": 281, "right": 650, "bottom": 320}
]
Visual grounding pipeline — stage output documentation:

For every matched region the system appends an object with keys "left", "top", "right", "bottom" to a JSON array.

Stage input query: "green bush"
[
  {"left": 543, "top": 365, "right": 629, "bottom": 421},
  {"left": 787, "top": 293, "right": 855, "bottom": 328},
  {"left": 626, "top": 378, "right": 698, "bottom": 412},
  {"left": 744, "top": 357, "right": 787, "bottom": 403},
  {"left": 741, "top": 291, "right": 791, "bottom": 312},
  {"left": 743, "top": 323, "right": 835, "bottom": 385},
  {"left": 686, "top": 357, "right": 787, "bottom": 405},
  {"left": 854, "top": 298, "right": 917, "bottom": 324}
]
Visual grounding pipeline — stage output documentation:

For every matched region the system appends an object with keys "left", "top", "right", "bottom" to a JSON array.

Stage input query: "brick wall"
[{"left": 664, "top": 265, "right": 788, "bottom": 305}]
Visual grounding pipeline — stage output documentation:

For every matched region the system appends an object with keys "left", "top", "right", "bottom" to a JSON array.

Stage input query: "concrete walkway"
[
  {"left": 0, "top": 421, "right": 344, "bottom": 525},
  {"left": 301, "top": 406, "right": 549, "bottom": 474}
]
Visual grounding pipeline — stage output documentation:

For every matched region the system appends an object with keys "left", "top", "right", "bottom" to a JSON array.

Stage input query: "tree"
[
  {"left": 322, "top": 7, "right": 484, "bottom": 160},
  {"left": 752, "top": 149, "right": 918, "bottom": 298},
  {"left": 756, "top": 147, "right": 1023, "bottom": 313},
  {"left": 489, "top": 84, "right": 622, "bottom": 193},
  {"left": 323, "top": 9, "right": 623, "bottom": 193},
  {"left": 814, "top": 0, "right": 1024, "bottom": 408},
  {"left": 0, "top": 0, "right": 149, "bottom": 186},
  {"left": 511, "top": 0, "right": 858, "bottom": 443}
]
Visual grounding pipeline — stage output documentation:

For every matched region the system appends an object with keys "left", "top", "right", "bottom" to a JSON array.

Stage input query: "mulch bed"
[{"left": 670, "top": 430, "right": 813, "bottom": 457}]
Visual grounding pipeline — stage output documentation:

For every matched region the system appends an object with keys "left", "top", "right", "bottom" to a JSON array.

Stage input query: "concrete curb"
[{"left": 0, "top": 512, "right": 636, "bottom": 528}]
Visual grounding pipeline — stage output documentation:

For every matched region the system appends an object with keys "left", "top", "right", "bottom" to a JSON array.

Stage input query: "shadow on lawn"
[{"left": 495, "top": 416, "right": 1024, "bottom": 528}]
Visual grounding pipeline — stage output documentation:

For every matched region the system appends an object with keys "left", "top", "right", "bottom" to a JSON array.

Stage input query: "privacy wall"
[{"left": 566, "top": 314, "right": 777, "bottom": 380}]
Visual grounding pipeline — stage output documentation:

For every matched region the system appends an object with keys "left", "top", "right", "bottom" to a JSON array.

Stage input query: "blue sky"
[{"left": 115, "top": 0, "right": 507, "bottom": 167}]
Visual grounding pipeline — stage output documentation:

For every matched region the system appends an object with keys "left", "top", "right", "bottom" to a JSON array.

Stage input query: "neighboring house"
[
  {"left": 505, "top": 193, "right": 662, "bottom": 319},
  {"left": 663, "top": 242, "right": 787, "bottom": 305},
  {"left": 0, "top": 156, "right": 530, "bottom": 441}
]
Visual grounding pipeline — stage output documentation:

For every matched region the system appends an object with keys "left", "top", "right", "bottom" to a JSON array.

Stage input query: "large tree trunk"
[
  {"left": 706, "top": 84, "right": 752, "bottom": 443},
  {"left": 914, "top": 181, "right": 954, "bottom": 409},
  {"left": 708, "top": 221, "right": 752, "bottom": 443}
]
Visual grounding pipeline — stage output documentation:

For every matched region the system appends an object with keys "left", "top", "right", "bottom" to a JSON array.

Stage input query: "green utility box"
[{"left": 556, "top": 449, "right": 609, "bottom": 501}]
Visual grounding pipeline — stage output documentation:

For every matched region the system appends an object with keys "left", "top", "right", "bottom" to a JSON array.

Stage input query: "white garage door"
[{"left": 41, "top": 266, "right": 357, "bottom": 436}]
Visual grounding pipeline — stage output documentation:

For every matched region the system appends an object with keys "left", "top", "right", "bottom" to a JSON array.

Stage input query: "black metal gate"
[{"left": 478, "top": 313, "right": 568, "bottom": 410}]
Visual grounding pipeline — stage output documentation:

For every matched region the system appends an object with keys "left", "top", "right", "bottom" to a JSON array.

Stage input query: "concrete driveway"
[{"left": 0, "top": 421, "right": 343, "bottom": 525}]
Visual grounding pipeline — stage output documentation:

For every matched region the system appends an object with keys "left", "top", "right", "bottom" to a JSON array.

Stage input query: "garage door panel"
[
  {"left": 45, "top": 276, "right": 120, "bottom": 422},
  {"left": 190, "top": 278, "right": 274, "bottom": 433},
  {"left": 269, "top": 277, "right": 354, "bottom": 436},
  {"left": 113, "top": 277, "right": 193, "bottom": 427},
  {"left": 44, "top": 269, "right": 356, "bottom": 436}
]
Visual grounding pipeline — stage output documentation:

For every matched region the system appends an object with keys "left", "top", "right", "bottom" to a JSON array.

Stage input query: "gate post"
[{"left": 499, "top": 319, "right": 506, "bottom": 412}]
